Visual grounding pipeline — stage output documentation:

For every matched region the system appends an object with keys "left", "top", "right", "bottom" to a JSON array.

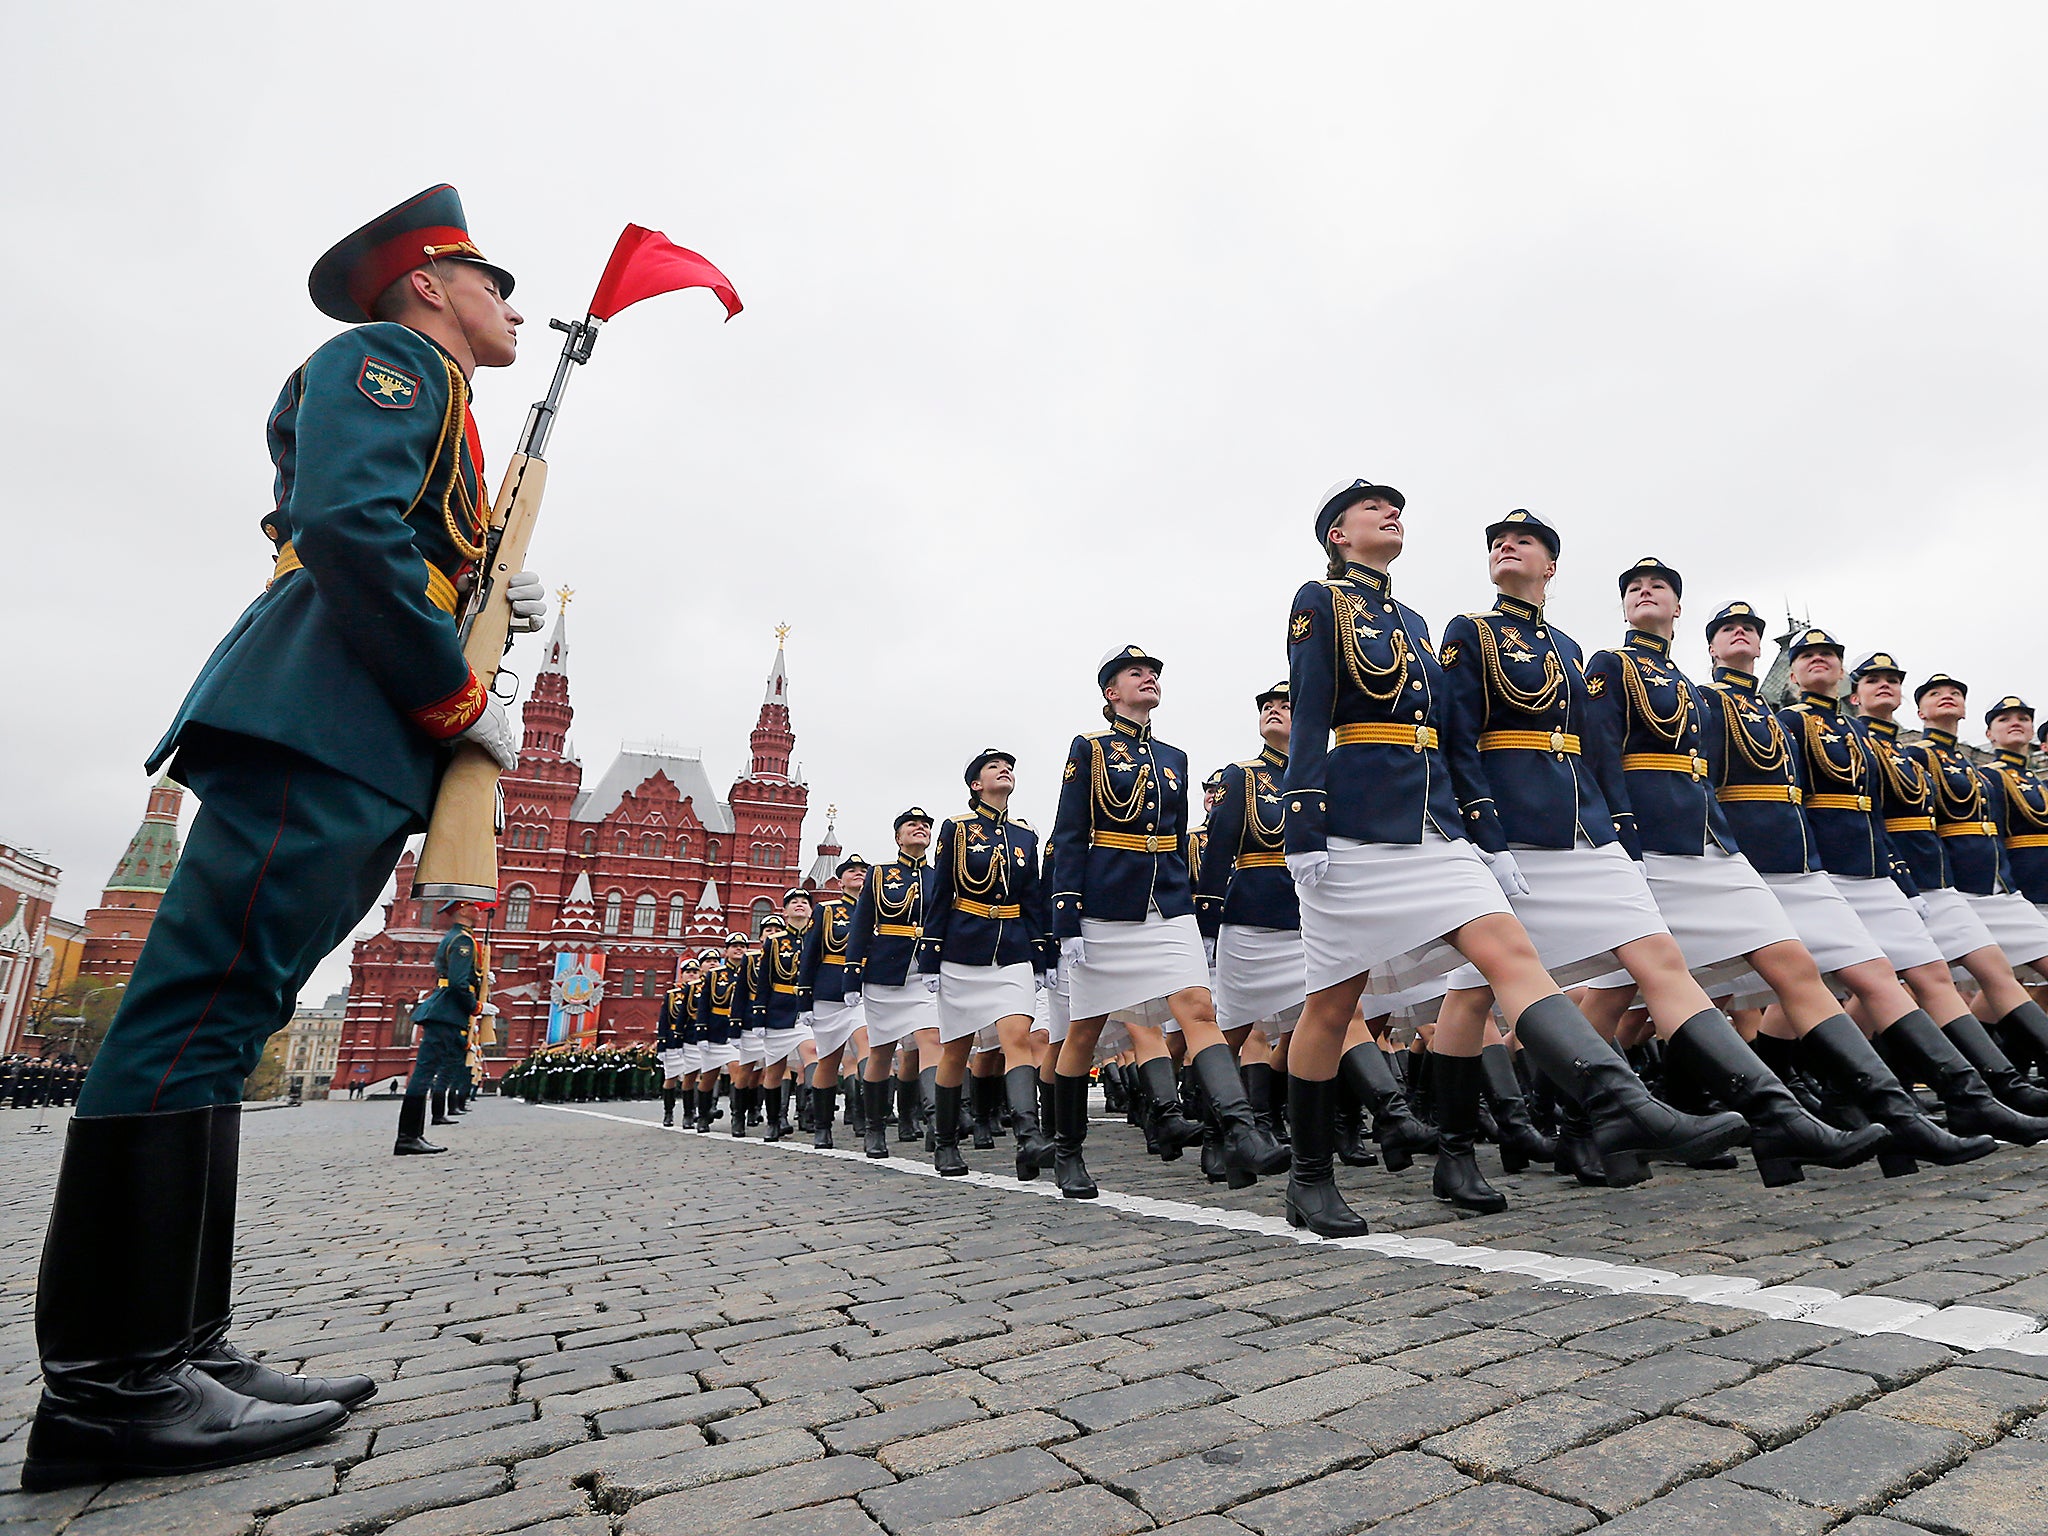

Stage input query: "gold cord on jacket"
[
  {"left": 1332, "top": 588, "right": 1412, "bottom": 701},
  {"left": 1619, "top": 653, "right": 1692, "bottom": 746},
  {"left": 1089, "top": 738, "right": 1153, "bottom": 824},
  {"left": 1472, "top": 620, "right": 1564, "bottom": 718}
]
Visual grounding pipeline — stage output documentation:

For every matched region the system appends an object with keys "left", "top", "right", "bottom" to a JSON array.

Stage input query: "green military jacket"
[{"left": 413, "top": 922, "right": 479, "bottom": 1029}]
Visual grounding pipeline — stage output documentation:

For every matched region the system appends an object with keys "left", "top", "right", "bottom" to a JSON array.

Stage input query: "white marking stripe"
[{"left": 535, "top": 1103, "right": 2048, "bottom": 1357}]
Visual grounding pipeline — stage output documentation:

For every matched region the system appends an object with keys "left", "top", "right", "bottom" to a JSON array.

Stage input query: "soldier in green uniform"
[
  {"left": 24, "top": 187, "right": 547, "bottom": 1492},
  {"left": 395, "top": 900, "right": 484, "bottom": 1155}
]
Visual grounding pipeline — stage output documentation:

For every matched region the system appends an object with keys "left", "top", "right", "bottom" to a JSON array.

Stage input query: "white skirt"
[
  {"left": 1967, "top": 890, "right": 2048, "bottom": 971},
  {"left": 698, "top": 1038, "right": 738, "bottom": 1069},
  {"left": 760, "top": 1026, "right": 804, "bottom": 1063},
  {"left": 1034, "top": 979, "right": 1069, "bottom": 1045},
  {"left": 937, "top": 961, "right": 1038, "bottom": 1042},
  {"left": 1444, "top": 842, "right": 1668, "bottom": 991},
  {"left": 971, "top": 1024, "right": 1005, "bottom": 1053},
  {"left": 659, "top": 1048, "right": 691, "bottom": 1078},
  {"left": 862, "top": 981, "right": 938, "bottom": 1047},
  {"left": 810, "top": 997, "right": 865, "bottom": 1056},
  {"left": 1301, "top": 831, "right": 1510, "bottom": 996},
  {"left": 1763, "top": 870, "right": 1886, "bottom": 973},
  {"left": 1921, "top": 887, "right": 1998, "bottom": 962},
  {"left": 1215, "top": 924, "right": 1307, "bottom": 1031},
  {"left": 1829, "top": 873, "right": 1943, "bottom": 970},
  {"left": 1071, "top": 910, "right": 1210, "bottom": 1021},
  {"left": 1641, "top": 847, "right": 1794, "bottom": 987}
]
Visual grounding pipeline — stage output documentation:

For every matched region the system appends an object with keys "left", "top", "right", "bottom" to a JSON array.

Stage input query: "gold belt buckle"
[
  {"left": 1414, "top": 725, "right": 1429, "bottom": 751},
  {"left": 1549, "top": 729, "right": 1565, "bottom": 754},
  {"left": 1689, "top": 752, "right": 1705, "bottom": 779},
  {"left": 1146, "top": 835, "right": 1160, "bottom": 854}
]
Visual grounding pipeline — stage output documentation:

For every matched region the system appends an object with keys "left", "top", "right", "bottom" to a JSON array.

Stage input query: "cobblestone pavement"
[{"left": 6, "top": 1096, "right": 2048, "bottom": 1535}]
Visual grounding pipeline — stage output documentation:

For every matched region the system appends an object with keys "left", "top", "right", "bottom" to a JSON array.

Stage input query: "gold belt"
[
  {"left": 1884, "top": 816, "right": 1936, "bottom": 833},
  {"left": 1478, "top": 729, "right": 1580, "bottom": 755},
  {"left": 955, "top": 899, "right": 1022, "bottom": 919},
  {"left": 2009, "top": 834, "right": 2048, "bottom": 851},
  {"left": 773, "top": 983, "right": 800, "bottom": 995},
  {"left": 1623, "top": 752, "right": 1707, "bottom": 779},
  {"left": 1235, "top": 851, "right": 1287, "bottom": 868},
  {"left": 1806, "top": 793, "right": 1872, "bottom": 812},
  {"left": 819, "top": 955, "right": 846, "bottom": 964},
  {"left": 269, "top": 540, "right": 459, "bottom": 616},
  {"left": 1335, "top": 723, "right": 1438, "bottom": 751},
  {"left": 711, "top": 1006, "right": 731, "bottom": 1017},
  {"left": 876, "top": 923, "right": 920, "bottom": 937},
  {"left": 1718, "top": 784, "right": 1802, "bottom": 805},
  {"left": 1093, "top": 831, "right": 1171, "bottom": 853},
  {"left": 1939, "top": 821, "right": 1998, "bottom": 838}
]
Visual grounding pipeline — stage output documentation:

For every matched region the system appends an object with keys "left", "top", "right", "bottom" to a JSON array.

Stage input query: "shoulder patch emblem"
[
  {"left": 1289, "top": 609, "right": 1315, "bottom": 646},
  {"left": 358, "top": 356, "right": 420, "bottom": 409},
  {"left": 1063, "top": 759, "right": 1078, "bottom": 781},
  {"left": 1585, "top": 673, "right": 1608, "bottom": 699},
  {"left": 1439, "top": 642, "right": 1461, "bottom": 669}
]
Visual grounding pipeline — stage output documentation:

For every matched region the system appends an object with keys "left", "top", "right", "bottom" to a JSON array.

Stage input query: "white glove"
[
  {"left": 481, "top": 1003, "right": 500, "bottom": 1016},
  {"left": 507, "top": 570, "right": 548, "bottom": 633},
  {"left": 1482, "top": 848, "right": 1531, "bottom": 898},
  {"left": 924, "top": 974, "right": 941, "bottom": 994},
  {"left": 1287, "top": 851, "right": 1330, "bottom": 890},
  {"left": 1061, "top": 936, "right": 1086, "bottom": 969},
  {"left": 798, "top": 1012, "right": 813, "bottom": 1030},
  {"left": 1912, "top": 896, "right": 1933, "bottom": 920},
  {"left": 459, "top": 694, "right": 520, "bottom": 771},
  {"left": 846, "top": 989, "right": 861, "bottom": 1006},
  {"left": 1035, "top": 970, "right": 1050, "bottom": 993},
  {"left": 1203, "top": 937, "right": 1217, "bottom": 967}
]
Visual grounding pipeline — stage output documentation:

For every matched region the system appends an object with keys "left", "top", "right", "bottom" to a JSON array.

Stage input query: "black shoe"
[
  {"left": 1338, "top": 1042, "right": 1434, "bottom": 1172},
  {"left": 1006, "top": 1067, "right": 1052, "bottom": 1181},
  {"left": 1053, "top": 1074, "right": 1097, "bottom": 1199},
  {"left": 394, "top": 1095, "right": 446, "bottom": 1155},
  {"left": 1193, "top": 1045, "right": 1288, "bottom": 1177},
  {"left": 1667, "top": 1009, "right": 1887, "bottom": 1187},
  {"left": 1478, "top": 1043, "right": 1555, "bottom": 1173},
  {"left": 1283, "top": 1075, "right": 1369, "bottom": 1236},
  {"left": 1878, "top": 1010, "right": 2048, "bottom": 1145},
  {"left": 1945, "top": 1014, "right": 2048, "bottom": 1116},
  {"left": 1431, "top": 1054, "right": 1508, "bottom": 1214},
  {"left": 813, "top": 1085, "right": 837, "bottom": 1149},
  {"left": 862, "top": 1079, "right": 892, "bottom": 1159},
  {"left": 933, "top": 1083, "right": 969, "bottom": 1176},
  {"left": 1515, "top": 994, "right": 1749, "bottom": 1185},
  {"left": 1802, "top": 1014, "right": 1998, "bottom": 1170},
  {"left": 190, "top": 1107, "right": 376, "bottom": 1410},
  {"left": 23, "top": 1108, "right": 349, "bottom": 1491}
]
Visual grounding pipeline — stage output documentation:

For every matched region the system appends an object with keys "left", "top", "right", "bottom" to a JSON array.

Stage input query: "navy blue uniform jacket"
[
  {"left": 1194, "top": 745, "right": 1300, "bottom": 933},
  {"left": 918, "top": 804, "right": 1053, "bottom": 972},
  {"left": 846, "top": 857, "right": 937, "bottom": 988},
  {"left": 1050, "top": 715, "right": 1197, "bottom": 939}
]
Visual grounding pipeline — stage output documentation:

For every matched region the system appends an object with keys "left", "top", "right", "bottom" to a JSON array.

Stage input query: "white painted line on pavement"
[{"left": 532, "top": 1102, "right": 2046, "bottom": 1358}]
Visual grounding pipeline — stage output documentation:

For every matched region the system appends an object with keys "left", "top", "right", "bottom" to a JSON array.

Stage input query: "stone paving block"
[
  {"left": 1889, "top": 1432, "right": 2048, "bottom": 1536},
  {"left": 1826, "top": 1521, "right": 1930, "bottom": 1536},
  {"left": 542, "top": 1378, "right": 728, "bottom": 1422},
  {"left": 1688, "top": 1320, "right": 1844, "bottom": 1364},
  {"left": 1865, "top": 1365, "right": 2048, "bottom": 1443},
  {"left": 980, "top": 1335, "right": 1139, "bottom": 1382},
  {"left": 863, "top": 1368, "right": 988, "bottom": 1410},
  {"left": 373, "top": 1400, "right": 536, "bottom": 1453},
  {"left": 643, "top": 1497, "right": 886, "bottom": 1536},
  {"left": 1721, "top": 1409, "right": 1973, "bottom": 1515},
  {"left": 1226, "top": 1450, "right": 1470, "bottom": 1535},
  {"left": 355, "top": 1383, "right": 521, "bottom": 1431},
  {"left": 1800, "top": 1333, "right": 1960, "bottom": 1388},
  {"left": 857, "top": 1445, "right": 1079, "bottom": 1531},
  {"left": 378, "top": 1484, "right": 595, "bottom": 1536},
  {"left": 1375, "top": 1328, "right": 1549, "bottom": 1378},
  {"left": 1423, "top": 1392, "right": 1641, "bottom": 1477},
  {"left": 911, "top": 1484, "right": 1152, "bottom": 1536},
  {"left": 1149, "top": 1520, "right": 1253, "bottom": 1536},
  {"left": 874, "top": 1408, "right": 1077, "bottom": 1475},
  {"left": 64, "top": 1467, "right": 334, "bottom": 1535},
  {"left": 1229, "top": 1361, "right": 1420, "bottom": 1427},
  {"left": 938, "top": 1324, "right": 1079, "bottom": 1369},
  {"left": 531, "top": 1425, "right": 797, "bottom": 1492},
  {"left": 262, "top": 1467, "right": 512, "bottom": 1536},
  {"left": 343, "top": 1414, "right": 589, "bottom": 1489},
  {"left": 708, "top": 1389, "right": 874, "bottom": 1443},
  {"left": 596, "top": 1392, "right": 756, "bottom": 1437},
  {"left": 972, "top": 1364, "right": 1125, "bottom": 1413},
  {"left": 1059, "top": 1372, "right": 1230, "bottom": 1432},
  {"left": 1680, "top": 1362, "right": 1880, "bottom": 1447},
  {"left": 1193, "top": 1344, "right": 1349, "bottom": 1394},
  {"left": 1055, "top": 1404, "right": 1261, "bottom": 1481},
  {"left": 1109, "top": 1422, "right": 1368, "bottom": 1522},
  {"left": 1573, "top": 1348, "right": 1755, "bottom": 1416},
  {"left": 819, "top": 1399, "right": 986, "bottom": 1456},
  {"left": 1355, "top": 1480, "right": 1595, "bottom": 1535},
  {"left": 1514, "top": 1415, "right": 1756, "bottom": 1516},
  {"left": 1589, "top": 1476, "right": 1830, "bottom": 1534},
  {"left": 370, "top": 1364, "right": 520, "bottom": 1405},
  {"left": 1322, "top": 1376, "right": 1516, "bottom": 1456},
  {"left": 1465, "top": 1348, "right": 1610, "bottom": 1396},
  {"left": 751, "top": 1351, "right": 948, "bottom": 1402},
  {"left": 622, "top": 1455, "right": 894, "bottom": 1532}
]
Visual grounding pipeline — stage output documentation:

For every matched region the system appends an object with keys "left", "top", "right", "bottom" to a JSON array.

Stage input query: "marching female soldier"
[
  {"left": 656, "top": 957, "right": 699, "bottom": 1128},
  {"left": 802, "top": 857, "right": 868, "bottom": 1149},
  {"left": 1049, "top": 647, "right": 1288, "bottom": 1199},
  {"left": 694, "top": 934, "right": 750, "bottom": 1133},
  {"left": 849, "top": 809, "right": 940, "bottom": 1159},
  {"left": 754, "top": 893, "right": 815, "bottom": 1141},
  {"left": 1280, "top": 483, "right": 1748, "bottom": 1237},
  {"left": 916, "top": 750, "right": 1054, "bottom": 1175}
]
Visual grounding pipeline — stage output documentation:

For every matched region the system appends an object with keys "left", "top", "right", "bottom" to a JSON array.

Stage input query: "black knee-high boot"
[
  {"left": 1514, "top": 994, "right": 1749, "bottom": 1186},
  {"left": 970, "top": 1073, "right": 999, "bottom": 1150},
  {"left": 730, "top": 1084, "right": 751, "bottom": 1137},
  {"left": 394, "top": 1094, "right": 444, "bottom": 1156},
  {"left": 895, "top": 1077, "right": 919, "bottom": 1141},
  {"left": 1332, "top": 1066, "right": 1378, "bottom": 1169},
  {"left": 1284, "top": 1075, "right": 1369, "bottom": 1236},
  {"left": 919, "top": 1067, "right": 941, "bottom": 1152},
  {"left": 1993, "top": 1000, "right": 2048, "bottom": 1075},
  {"left": 1876, "top": 1011, "right": 2048, "bottom": 1144},
  {"left": 1802, "top": 1014, "right": 1998, "bottom": 1168},
  {"left": 23, "top": 1108, "right": 349, "bottom": 1491},
  {"left": 863, "top": 1078, "right": 893, "bottom": 1159},
  {"left": 1337, "top": 1042, "right": 1434, "bottom": 1172},
  {"left": 1193, "top": 1046, "right": 1289, "bottom": 1177},
  {"left": 1665, "top": 1009, "right": 1888, "bottom": 1186},
  {"left": 1944, "top": 1014, "right": 2048, "bottom": 1115},
  {"left": 1751, "top": 1033, "right": 1829, "bottom": 1116},
  {"left": 1138, "top": 1057, "right": 1203, "bottom": 1160},
  {"left": 1430, "top": 1054, "right": 1507, "bottom": 1214},
  {"left": 813, "top": 1083, "right": 837, "bottom": 1149},
  {"left": 763, "top": 1085, "right": 786, "bottom": 1142},
  {"left": 933, "top": 1083, "right": 968, "bottom": 1175},
  {"left": 1053, "top": 1074, "right": 1096, "bottom": 1199},
  {"left": 661, "top": 1086, "right": 677, "bottom": 1127},
  {"left": 1007, "top": 1067, "right": 1053, "bottom": 1180},
  {"left": 1478, "top": 1043, "right": 1554, "bottom": 1172}
]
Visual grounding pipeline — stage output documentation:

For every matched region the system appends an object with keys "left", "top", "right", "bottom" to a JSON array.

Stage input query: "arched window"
[
  {"left": 749, "top": 897, "right": 773, "bottom": 937},
  {"left": 504, "top": 886, "right": 532, "bottom": 931},
  {"left": 675, "top": 836, "right": 690, "bottom": 861},
  {"left": 534, "top": 824, "right": 549, "bottom": 851},
  {"left": 642, "top": 833, "right": 660, "bottom": 856},
  {"left": 633, "top": 894, "right": 657, "bottom": 935},
  {"left": 667, "top": 895, "right": 686, "bottom": 937},
  {"left": 581, "top": 830, "right": 597, "bottom": 855},
  {"left": 707, "top": 839, "right": 721, "bottom": 863},
  {"left": 616, "top": 832, "right": 630, "bottom": 855},
  {"left": 603, "top": 890, "right": 623, "bottom": 933}
]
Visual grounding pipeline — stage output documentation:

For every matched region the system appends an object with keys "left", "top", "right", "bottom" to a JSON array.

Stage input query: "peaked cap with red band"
[{"left": 309, "top": 184, "right": 516, "bottom": 323}]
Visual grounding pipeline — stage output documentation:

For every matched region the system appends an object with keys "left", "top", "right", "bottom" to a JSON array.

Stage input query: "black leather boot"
[
  {"left": 1337, "top": 1042, "right": 1434, "bottom": 1172},
  {"left": 933, "top": 1083, "right": 969, "bottom": 1176},
  {"left": 661, "top": 1086, "right": 676, "bottom": 1127},
  {"left": 895, "top": 1077, "right": 920, "bottom": 1142},
  {"left": 920, "top": 1067, "right": 941, "bottom": 1152},
  {"left": 1667, "top": 1009, "right": 1887, "bottom": 1186},
  {"left": 969, "top": 1074, "right": 998, "bottom": 1150},
  {"left": 1993, "top": 1000, "right": 2048, "bottom": 1074},
  {"left": 863, "top": 1078, "right": 892, "bottom": 1159},
  {"left": 1243, "top": 1061, "right": 1284, "bottom": 1143},
  {"left": 1333, "top": 1068, "right": 1379, "bottom": 1168},
  {"left": 763, "top": 1085, "right": 786, "bottom": 1142},
  {"left": 1945, "top": 1014, "right": 2048, "bottom": 1115},
  {"left": 730, "top": 1084, "right": 751, "bottom": 1137},
  {"left": 1803, "top": 1013, "right": 1998, "bottom": 1168},
  {"left": 1430, "top": 1054, "right": 1507, "bottom": 1214},
  {"left": 1053, "top": 1074, "right": 1097, "bottom": 1198},
  {"left": 1550, "top": 1091, "right": 1603, "bottom": 1183},
  {"left": 429, "top": 1089, "right": 451, "bottom": 1126},
  {"left": 813, "top": 1084, "right": 837, "bottom": 1149},
  {"left": 394, "top": 1095, "right": 444, "bottom": 1156},
  {"left": 191, "top": 1108, "right": 375, "bottom": 1409},
  {"left": 1193, "top": 1045, "right": 1288, "bottom": 1177},
  {"left": 23, "top": 1108, "right": 350, "bottom": 1491},
  {"left": 1751, "top": 1033, "right": 1829, "bottom": 1116},
  {"left": 1514, "top": 994, "right": 1749, "bottom": 1186},
  {"left": 1478, "top": 1043, "right": 1555, "bottom": 1173},
  {"left": 1877, "top": 1011, "right": 2048, "bottom": 1145},
  {"left": 1006, "top": 1067, "right": 1053, "bottom": 1180},
  {"left": 1283, "top": 1075, "right": 1369, "bottom": 1235},
  {"left": 1138, "top": 1057, "right": 1203, "bottom": 1160},
  {"left": 845, "top": 1076, "right": 865, "bottom": 1133}
]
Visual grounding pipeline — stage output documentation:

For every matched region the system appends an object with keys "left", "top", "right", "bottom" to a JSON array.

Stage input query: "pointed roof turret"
[
  {"left": 749, "top": 625, "right": 796, "bottom": 779},
  {"left": 549, "top": 869, "right": 601, "bottom": 939},
  {"left": 103, "top": 776, "right": 185, "bottom": 894},
  {"left": 539, "top": 589, "right": 573, "bottom": 676}
]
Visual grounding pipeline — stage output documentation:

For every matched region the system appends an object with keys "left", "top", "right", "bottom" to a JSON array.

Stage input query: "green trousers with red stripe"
[{"left": 78, "top": 732, "right": 413, "bottom": 1117}]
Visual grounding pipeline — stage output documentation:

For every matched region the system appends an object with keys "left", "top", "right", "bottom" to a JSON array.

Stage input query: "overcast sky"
[{"left": 9, "top": 4, "right": 2048, "bottom": 1009}]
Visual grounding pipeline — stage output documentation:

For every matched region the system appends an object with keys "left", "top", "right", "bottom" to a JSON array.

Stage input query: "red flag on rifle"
[{"left": 587, "top": 225, "right": 742, "bottom": 322}]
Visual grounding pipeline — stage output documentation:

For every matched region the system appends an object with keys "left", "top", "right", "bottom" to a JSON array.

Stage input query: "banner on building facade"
[{"left": 548, "top": 951, "right": 607, "bottom": 1046}]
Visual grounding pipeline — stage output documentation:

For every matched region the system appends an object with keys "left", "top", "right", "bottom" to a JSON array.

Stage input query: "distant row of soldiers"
[
  {"left": 501, "top": 1044, "right": 661, "bottom": 1104},
  {"left": 1, "top": 1056, "right": 84, "bottom": 1109}
]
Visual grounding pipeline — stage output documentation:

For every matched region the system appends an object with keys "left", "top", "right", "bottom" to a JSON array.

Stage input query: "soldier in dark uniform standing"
[
  {"left": 25, "top": 186, "right": 548, "bottom": 1490},
  {"left": 849, "top": 809, "right": 940, "bottom": 1157},
  {"left": 802, "top": 856, "right": 868, "bottom": 1149},
  {"left": 756, "top": 892, "right": 814, "bottom": 1141},
  {"left": 693, "top": 935, "right": 750, "bottom": 1132},
  {"left": 395, "top": 900, "right": 483, "bottom": 1154}
]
